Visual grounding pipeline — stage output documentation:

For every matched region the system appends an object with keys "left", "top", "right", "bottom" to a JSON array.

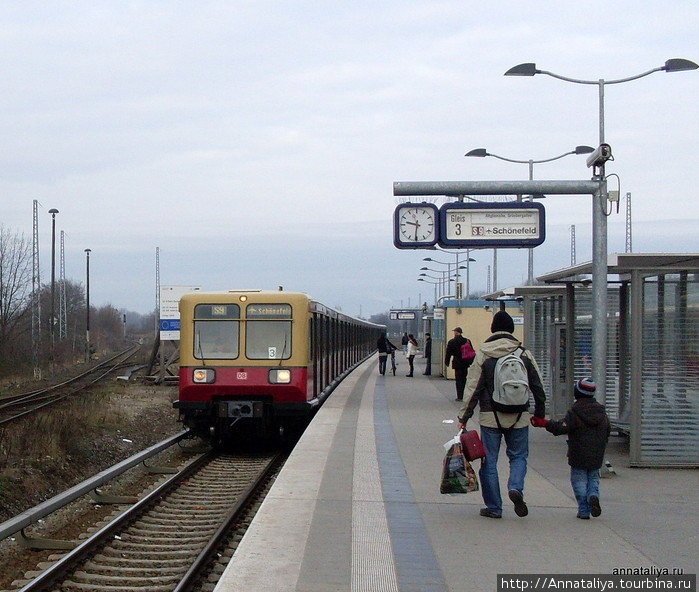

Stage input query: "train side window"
[
  {"left": 245, "top": 304, "right": 293, "bottom": 360},
  {"left": 193, "top": 304, "right": 240, "bottom": 359}
]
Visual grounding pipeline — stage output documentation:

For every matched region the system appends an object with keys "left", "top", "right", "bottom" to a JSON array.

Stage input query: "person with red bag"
[
  {"left": 457, "top": 311, "right": 547, "bottom": 519},
  {"left": 531, "top": 378, "right": 611, "bottom": 520},
  {"left": 444, "top": 327, "right": 474, "bottom": 401}
]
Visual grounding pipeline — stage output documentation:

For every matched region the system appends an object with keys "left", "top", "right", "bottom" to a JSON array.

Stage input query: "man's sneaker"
[
  {"left": 589, "top": 495, "right": 601, "bottom": 517},
  {"left": 508, "top": 490, "right": 529, "bottom": 517},
  {"left": 577, "top": 513, "right": 590, "bottom": 520},
  {"left": 479, "top": 508, "right": 502, "bottom": 519}
]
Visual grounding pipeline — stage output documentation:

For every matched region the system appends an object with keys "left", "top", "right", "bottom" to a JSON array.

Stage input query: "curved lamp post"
[
  {"left": 466, "top": 145, "right": 594, "bottom": 285},
  {"left": 418, "top": 277, "right": 441, "bottom": 305},
  {"left": 504, "top": 57, "right": 697, "bottom": 404}
]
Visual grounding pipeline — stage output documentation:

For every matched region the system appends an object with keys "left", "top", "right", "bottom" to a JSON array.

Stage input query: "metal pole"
[
  {"left": 466, "top": 248, "right": 470, "bottom": 298},
  {"left": 85, "top": 249, "right": 91, "bottom": 362},
  {"left": 49, "top": 209, "right": 59, "bottom": 361},
  {"left": 592, "top": 80, "right": 608, "bottom": 406},
  {"left": 527, "top": 160, "right": 535, "bottom": 285},
  {"left": 492, "top": 249, "right": 497, "bottom": 292},
  {"left": 455, "top": 251, "right": 460, "bottom": 297}
]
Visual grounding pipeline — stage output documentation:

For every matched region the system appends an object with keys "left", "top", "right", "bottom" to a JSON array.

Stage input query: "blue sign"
[
  {"left": 439, "top": 201, "right": 545, "bottom": 248},
  {"left": 160, "top": 319, "right": 180, "bottom": 332}
]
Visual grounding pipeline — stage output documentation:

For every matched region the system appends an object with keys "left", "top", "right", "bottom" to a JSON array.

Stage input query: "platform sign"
[
  {"left": 159, "top": 285, "right": 200, "bottom": 340},
  {"left": 390, "top": 311, "right": 417, "bottom": 320},
  {"left": 439, "top": 201, "right": 545, "bottom": 248}
]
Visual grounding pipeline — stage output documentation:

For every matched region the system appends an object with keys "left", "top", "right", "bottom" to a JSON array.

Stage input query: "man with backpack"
[
  {"left": 457, "top": 311, "right": 546, "bottom": 519},
  {"left": 444, "top": 327, "right": 475, "bottom": 401}
]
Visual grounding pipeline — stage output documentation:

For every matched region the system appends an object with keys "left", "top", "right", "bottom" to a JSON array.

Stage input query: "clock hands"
[{"left": 403, "top": 219, "right": 421, "bottom": 240}]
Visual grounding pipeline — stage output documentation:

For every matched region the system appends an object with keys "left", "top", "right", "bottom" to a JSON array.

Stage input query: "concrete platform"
[{"left": 215, "top": 354, "right": 699, "bottom": 591}]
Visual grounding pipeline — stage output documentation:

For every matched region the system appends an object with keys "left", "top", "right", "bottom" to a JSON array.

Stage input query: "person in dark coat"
[
  {"left": 376, "top": 333, "right": 398, "bottom": 375},
  {"left": 423, "top": 333, "right": 432, "bottom": 376},
  {"left": 401, "top": 332, "right": 409, "bottom": 355},
  {"left": 444, "top": 327, "right": 472, "bottom": 401},
  {"left": 531, "top": 377, "right": 611, "bottom": 519}
]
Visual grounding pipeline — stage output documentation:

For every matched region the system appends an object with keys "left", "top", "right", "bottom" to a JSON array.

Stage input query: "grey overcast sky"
[{"left": 2, "top": 1, "right": 697, "bottom": 317}]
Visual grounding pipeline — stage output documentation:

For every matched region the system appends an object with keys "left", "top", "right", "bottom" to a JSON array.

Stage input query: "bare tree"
[{"left": 0, "top": 226, "right": 32, "bottom": 368}]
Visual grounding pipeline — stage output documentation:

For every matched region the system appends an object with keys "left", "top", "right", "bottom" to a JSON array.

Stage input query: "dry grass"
[{"left": 0, "top": 383, "right": 178, "bottom": 520}]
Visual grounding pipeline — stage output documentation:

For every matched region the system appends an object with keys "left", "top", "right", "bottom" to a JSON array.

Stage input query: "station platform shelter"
[
  {"left": 213, "top": 355, "right": 698, "bottom": 592},
  {"left": 483, "top": 253, "right": 698, "bottom": 468},
  {"left": 421, "top": 299, "right": 524, "bottom": 381}
]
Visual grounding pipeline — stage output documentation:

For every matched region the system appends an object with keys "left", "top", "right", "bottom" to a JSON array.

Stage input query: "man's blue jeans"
[
  {"left": 479, "top": 425, "right": 529, "bottom": 515},
  {"left": 570, "top": 468, "right": 600, "bottom": 517}
]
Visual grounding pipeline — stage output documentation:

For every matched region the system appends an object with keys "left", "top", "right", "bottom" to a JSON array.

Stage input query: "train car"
[{"left": 174, "top": 290, "right": 384, "bottom": 442}]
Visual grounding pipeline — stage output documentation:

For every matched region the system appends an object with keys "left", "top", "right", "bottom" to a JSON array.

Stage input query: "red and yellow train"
[{"left": 174, "top": 290, "right": 383, "bottom": 443}]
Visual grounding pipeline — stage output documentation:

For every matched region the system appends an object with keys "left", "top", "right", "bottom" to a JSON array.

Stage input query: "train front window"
[
  {"left": 193, "top": 304, "right": 240, "bottom": 360},
  {"left": 245, "top": 304, "right": 292, "bottom": 360}
]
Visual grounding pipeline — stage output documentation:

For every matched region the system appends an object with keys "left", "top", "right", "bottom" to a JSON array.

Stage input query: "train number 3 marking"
[{"left": 237, "top": 372, "right": 248, "bottom": 380}]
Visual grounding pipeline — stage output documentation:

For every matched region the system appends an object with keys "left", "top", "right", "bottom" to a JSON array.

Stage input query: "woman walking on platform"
[{"left": 406, "top": 334, "right": 419, "bottom": 377}]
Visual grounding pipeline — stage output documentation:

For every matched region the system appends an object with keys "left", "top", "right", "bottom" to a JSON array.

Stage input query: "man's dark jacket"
[
  {"left": 444, "top": 335, "right": 471, "bottom": 370},
  {"left": 546, "top": 398, "right": 611, "bottom": 470}
]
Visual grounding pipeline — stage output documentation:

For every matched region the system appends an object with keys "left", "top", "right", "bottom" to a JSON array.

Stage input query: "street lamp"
[
  {"left": 85, "top": 249, "right": 91, "bottom": 362},
  {"left": 48, "top": 208, "right": 59, "bottom": 359},
  {"left": 466, "top": 145, "right": 594, "bottom": 284},
  {"left": 418, "top": 277, "right": 440, "bottom": 306},
  {"left": 505, "top": 58, "right": 697, "bottom": 404}
]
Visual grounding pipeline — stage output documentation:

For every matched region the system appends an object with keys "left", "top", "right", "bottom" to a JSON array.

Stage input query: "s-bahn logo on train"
[{"left": 174, "top": 290, "right": 384, "bottom": 446}]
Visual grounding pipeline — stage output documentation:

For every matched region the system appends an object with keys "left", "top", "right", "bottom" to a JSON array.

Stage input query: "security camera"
[{"left": 586, "top": 144, "right": 613, "bottom": 168}]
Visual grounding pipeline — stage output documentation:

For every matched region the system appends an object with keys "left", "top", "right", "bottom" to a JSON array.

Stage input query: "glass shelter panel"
[{"left": 639, "top": 274, "right": 698, "bottom": 466}]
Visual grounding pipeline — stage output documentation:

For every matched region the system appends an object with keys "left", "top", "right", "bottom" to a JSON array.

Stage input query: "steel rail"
[
  {"left": 16, "top": 447, "right": 213, "bottom": 592},
  {"left": 172, "top": 452, "right": 284, "bottom": 592},
  {"left": 0, "top": 344, "right": 141, "bottom": 426},
  {"left": 0, "top": 429, "right": 193, "bottom": 543},
  {"left": 0, "top": 343, "right": 140, "bottom": 408},
  {"left": 15, "top": 450, "right": 280, "bottom": 592}
]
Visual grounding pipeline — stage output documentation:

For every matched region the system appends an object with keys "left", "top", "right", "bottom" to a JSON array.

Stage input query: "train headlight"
[
  {"left": 193, "top": 368, "right": 215, "bottom": 383},
  {"left": 269, "top": 369, "right": 291, "bottom": 384}
]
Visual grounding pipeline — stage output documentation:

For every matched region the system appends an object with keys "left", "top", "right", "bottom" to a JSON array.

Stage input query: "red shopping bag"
[{"left": 460, "top": 429, "right": 486, "bottom": 461}]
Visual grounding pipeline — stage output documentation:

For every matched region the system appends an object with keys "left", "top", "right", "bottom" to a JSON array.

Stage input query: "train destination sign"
[{"left": 439, "top": 201, "right": 545, "bottom": 248}]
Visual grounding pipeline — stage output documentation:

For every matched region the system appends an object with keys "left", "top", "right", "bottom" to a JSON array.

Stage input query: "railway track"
[
  {"left": 7, "top": 449, "right": 283, "bottom": 592},
  {"left": 0, "top": 344, "right": 141, "bottom": 427}
]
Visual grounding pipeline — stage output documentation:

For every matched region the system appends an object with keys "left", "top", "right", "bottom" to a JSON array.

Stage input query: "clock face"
[{"left": 393, "top": 203, "right": 438, "bottom": 248}]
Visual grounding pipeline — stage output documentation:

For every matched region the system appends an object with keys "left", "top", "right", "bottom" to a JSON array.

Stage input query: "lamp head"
[
  {"left": 465, "top": 148, "right": 488, "bottom": 157},
  {"left": 422, "top": 257, "right": 433, "bottom": 261},
  {"left": 574, "top": 145, "right": 595, "bottom": 155},
  {"left": 49, "top": 208, "right": 59, "bottom": 215},
  {"left": 663, "top": 58, "right": 698, "bottom": 72},
  {"left": 504, "top": 63, "right": 538, "bottom": 76},
  {"left": 84, "top": 248, "right": 91, "bottom": 254}
]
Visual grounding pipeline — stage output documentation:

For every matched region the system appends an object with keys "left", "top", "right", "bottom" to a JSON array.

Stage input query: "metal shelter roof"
[
  {"left": 536, "top": 253, "right": 699, "bottom": 284},
  {"left": 481, "top": 285, "right": 567, "bottom": 301}
]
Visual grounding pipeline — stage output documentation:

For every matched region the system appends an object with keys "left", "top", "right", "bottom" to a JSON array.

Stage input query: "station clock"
[{"left": 393, "top": 203, "right": 439, "bottom": 249}]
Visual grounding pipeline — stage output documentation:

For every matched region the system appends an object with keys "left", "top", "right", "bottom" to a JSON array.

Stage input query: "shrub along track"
[{"left": 5, "top": 449, "right": 284, "bottom": 592}]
